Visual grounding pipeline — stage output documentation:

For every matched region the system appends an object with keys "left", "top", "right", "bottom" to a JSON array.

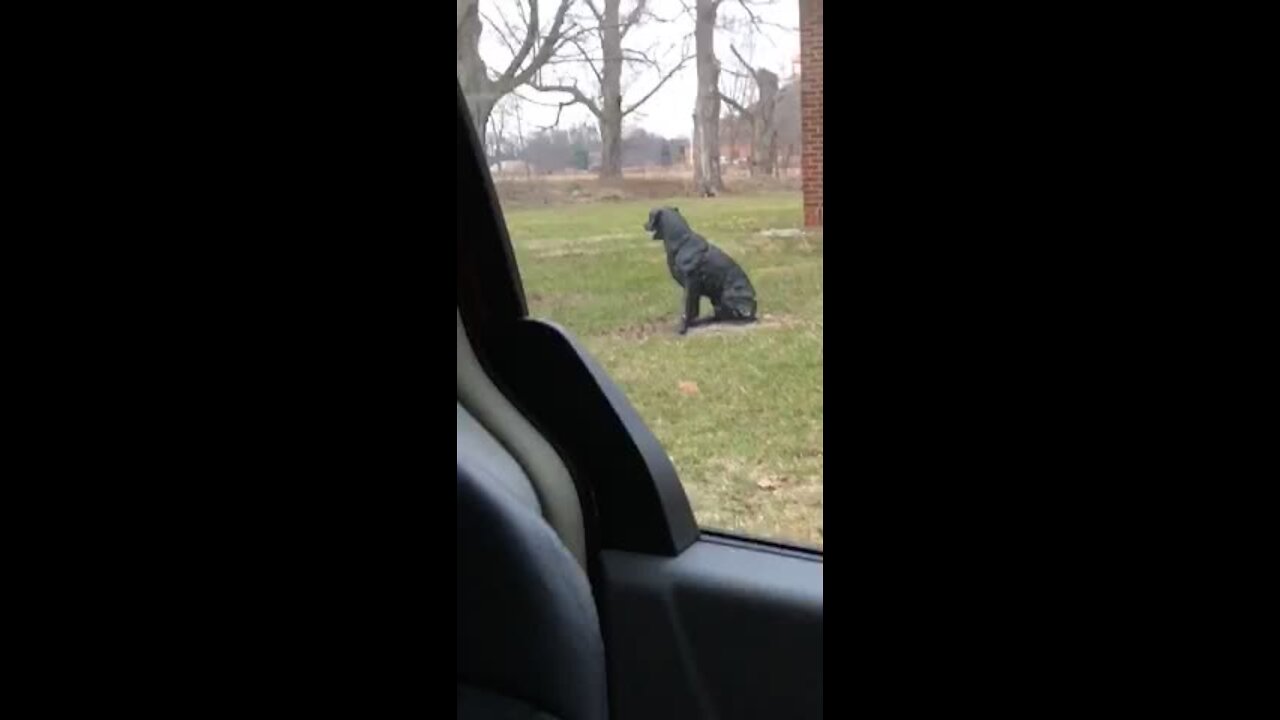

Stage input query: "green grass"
[{"left": 502, "top": 192, "right": 823, "bottom": 548}]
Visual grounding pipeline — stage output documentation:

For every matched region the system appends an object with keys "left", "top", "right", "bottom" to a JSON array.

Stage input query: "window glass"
[{"left": 458, "top": 0, "right": 823, "bottom": 549}]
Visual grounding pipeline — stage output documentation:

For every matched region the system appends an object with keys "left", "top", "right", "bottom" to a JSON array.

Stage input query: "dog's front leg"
[{"left": 678, "top": 281, "right": 701, "bottom": 335}]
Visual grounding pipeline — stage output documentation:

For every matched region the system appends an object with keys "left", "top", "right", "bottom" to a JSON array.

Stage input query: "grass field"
[{"left": 502, "top": 191, "right": 823, "bottom": 548}]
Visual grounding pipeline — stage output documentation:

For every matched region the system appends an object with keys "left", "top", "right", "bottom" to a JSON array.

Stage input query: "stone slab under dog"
[{"left": 683, "top": 314, "right": 792, "bottom": 336}]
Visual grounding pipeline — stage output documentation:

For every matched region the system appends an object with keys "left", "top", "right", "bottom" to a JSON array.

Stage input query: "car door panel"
[{"left": 602, "top": 539, "right": 822, "bottom": 720}]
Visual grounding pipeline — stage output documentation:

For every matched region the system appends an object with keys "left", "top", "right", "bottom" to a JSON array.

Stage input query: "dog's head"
[{"left": 644, "top": 206, "right": 680, "bottom": 240}]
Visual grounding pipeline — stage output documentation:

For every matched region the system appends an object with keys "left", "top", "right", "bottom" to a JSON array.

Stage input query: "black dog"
[{"left": 644, "top": 207, "right": 757, "bottom": 334}]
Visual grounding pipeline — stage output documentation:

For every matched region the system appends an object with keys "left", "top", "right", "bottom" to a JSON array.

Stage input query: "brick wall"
[{"left": 800, "top": 0, "right": 823, "bottom": 227}]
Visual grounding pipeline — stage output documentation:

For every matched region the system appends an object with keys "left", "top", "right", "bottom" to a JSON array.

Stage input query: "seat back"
[{"left": 456, "top": 461, "right": 608, "bottom": 719}]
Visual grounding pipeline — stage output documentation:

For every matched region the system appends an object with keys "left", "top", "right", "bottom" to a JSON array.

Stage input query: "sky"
[{"left": 476, "top": 0, "right": 799, "bottom": 140}]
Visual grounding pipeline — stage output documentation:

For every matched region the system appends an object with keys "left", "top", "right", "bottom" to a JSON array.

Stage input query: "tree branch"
[
  {"left": 568, "top": 36, "right": 604, "bottom": 86},
  {"left": 532, "top": 82, "right": 602, "bottom": 118},
  {"left": 719, "top": 92, "right": 751, "bottom": 116},
  {"left": 622, "top": 47, "right": 662, "bottom": 69},
  {"left": 498, "top": 0, "right": 542, "bottom": 82},
  {"left": 506, "top": 0, "right": 576, "bottom": 89},
  {"left": 640, "top": 6, "right": 683, "bottom": 23},
  {"left": 542, "top": 102, "right": 569, "bottom": 131},
  {"left": 512, "top": 89, "right": 578, "bottom": 109},
  {"left": 622, "top": 55, "right": 692, "bottom": 117},
  {"left": 481, "top": 10, "right": 523, "bottom": 60},
  {"left": 620, "top": 0, "right": 648, "bottom": 38},
  {"left": 732, "top": 0, "right": 795, "bottom": 34},
  {"left": 729, "top": 44, "right": 756, "bottom": 78}
]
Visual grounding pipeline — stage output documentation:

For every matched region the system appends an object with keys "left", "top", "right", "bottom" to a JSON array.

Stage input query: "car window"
[{"left": 458, "top": 0, "right": 823, "bottom": 549}]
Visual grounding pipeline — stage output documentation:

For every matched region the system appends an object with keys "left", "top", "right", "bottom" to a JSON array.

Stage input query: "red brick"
[{"left": 800, "top": 0, "right": 822, "bottom": 227}]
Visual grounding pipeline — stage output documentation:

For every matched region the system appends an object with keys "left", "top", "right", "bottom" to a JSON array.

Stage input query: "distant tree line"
[{"left": 488, "top": 119, "right": 694, "bottom": 174}]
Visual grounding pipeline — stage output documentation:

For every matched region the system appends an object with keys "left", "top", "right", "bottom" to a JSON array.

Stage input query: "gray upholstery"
[
  {"left": 457, "top": 310, "right": 587, "bottom": 568},
  {"left": 457, "top": 402, "right": 542, "bottom": 516},
  {"left": 457, "top": 461, "right": 608, "bottom": 720},
  {"left": 457, "top": 684, "right": 557, "bottom": 719}
]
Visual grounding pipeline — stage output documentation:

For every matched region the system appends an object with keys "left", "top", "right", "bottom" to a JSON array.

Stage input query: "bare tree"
[
  {"left": 721, "top": 48, "right": 754, "bottom": 166},
  {"left": 456, "top": 0, "right": 577, "bottom": 146},
  {"left": 685, "top": 0, "right": 779, "bottom": 193},
  {"left": 774, "top": 79, "right": 800, "bottom": 174},
  {"left": 530, "top": 0, "right": 690, "bottom": 179},
  {"left": 720, "top": 44, "right": 778, "bottom": 176}
]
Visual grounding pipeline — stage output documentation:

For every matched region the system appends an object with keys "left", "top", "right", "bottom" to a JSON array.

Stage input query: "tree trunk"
[
  {"left": 749, "top": 69, "right": 779, "bottom": 177},
  {"left": 691, "top": 112, "right": 702, "bottom": 183},
  {"left": 598, "top": 0, "right": 625, "bottom": 179},
  {"left": 598, "top": 102, "right": 623, "bottom": 179},
  {"left": 465, "top": 94, "right": 498, "bottom": 149},
  {"left": 693, "top": 0, "right": 723, "bottom": 194},
  {"left": 727, "top": 113, "right": 740, "bottom": 165},
  {"left": 456, "top": 0, "right": 497, "bottom": 147}
]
